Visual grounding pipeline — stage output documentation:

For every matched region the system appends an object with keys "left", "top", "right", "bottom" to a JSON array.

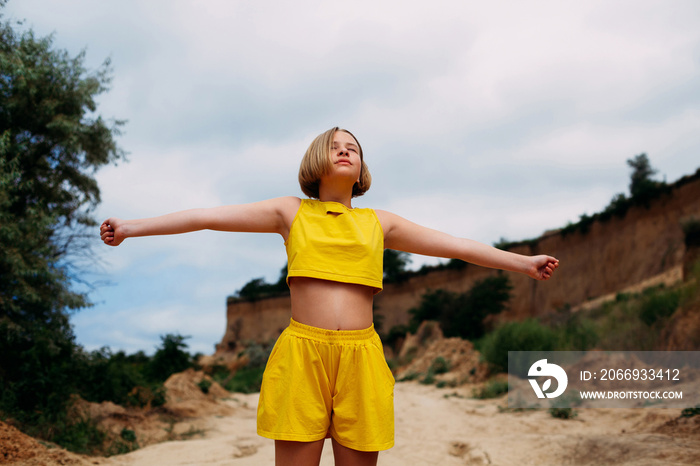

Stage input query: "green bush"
[
  {"left": 75, "top": 348, "right": 149, "bottom": 406},
  {"left": 549, "top": 407, "right": 578, "bottom": 419},
  {"left": 479, "top": 319, "right": 559, "bottom": 373},
  {"left": 74, "top": 334, "right": 194, "bottom": 409},
  {"left": 383, "top": 324, "right": 409, "bottom": 352},
  {"left": 51, "top": 417, "right": 106, "bottom": 456},
  {"left": 639, "top": 286, "right": 681, "bottom": 326},
  {"left": 398, "top": 372, "right": 420, "bottom": 382},
  {"left": 197, "top": 378, "right": 212, "bottom": 394},
  {"left": 429, "top": 356, "right": 451, "bottom": 375},
  {"left": 147, "top": 334, "right": 194, "bottom": 382},
  {"left": 555, "top": 315, "right": 599, "bottom": 351},
  {"left": 223, "top": 366, "right": 267, "bottom": 394},
  {"left": 680, "top": 405, "right": 700, "bottom": 418},
  {"left": 408, "top": 275, "right": 512, "bottom": 340},
  {"left": 472, "top": 380, "right": 509, "bottom": 399},
  {"left": 418, "top": 357, "right": 452, "bottom": 385},
  {"left": 228, "top": 265, "right": 289, "bottom": 302},
  {"left": 108, "top": 428, "right": 140, "bottom": 455},
  {"left": 599, "top": 193, "right": 630, "bottom": 221},
  {"left": 383, "top": 249, "right": 412, "bottom": 283},
  {"left": 243, "top": 341, "right": 273, "bottom": 369},
  {"left": 120, "top": 428, "right": 137, "bottom": 443}
]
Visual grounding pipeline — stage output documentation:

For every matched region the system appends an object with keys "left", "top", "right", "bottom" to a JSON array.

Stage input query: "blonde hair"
[{"left": 298, "top": 127, "right": 372, "bottom": 199}]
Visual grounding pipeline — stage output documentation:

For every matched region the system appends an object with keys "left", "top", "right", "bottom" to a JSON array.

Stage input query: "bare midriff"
[{"left": 288, "top": 277, "right": 375, "bottom": 331}]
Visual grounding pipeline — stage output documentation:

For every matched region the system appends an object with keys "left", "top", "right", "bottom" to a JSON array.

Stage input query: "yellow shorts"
[{"left": 257, "top": 318, "right": 395, "bottom": 452}]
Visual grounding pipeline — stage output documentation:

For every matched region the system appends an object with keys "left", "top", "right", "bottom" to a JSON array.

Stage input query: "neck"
[{"left": 318, "top": 183, "right": 354, "bottom": 208}]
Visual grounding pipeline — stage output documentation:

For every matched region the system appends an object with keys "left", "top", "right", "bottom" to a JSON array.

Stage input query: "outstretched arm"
[
  {"left": 376, "top": 210, "right": 559, "bottom": 280},
  {"left": 100, "top": 196, "right": 301, "bottom": 247}
]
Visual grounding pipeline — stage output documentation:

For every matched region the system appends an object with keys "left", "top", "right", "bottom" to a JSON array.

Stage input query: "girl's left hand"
[{"left": 529, "top": 255, "right": 559, "bottom": 280}]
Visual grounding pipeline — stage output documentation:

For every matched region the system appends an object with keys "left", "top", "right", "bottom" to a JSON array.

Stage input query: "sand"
[
  {"left": 8, "top": 382, "right": 688, "bottom": 466},
  {"left": 3, "top": 377, "right": 700, "bottom": 465}
]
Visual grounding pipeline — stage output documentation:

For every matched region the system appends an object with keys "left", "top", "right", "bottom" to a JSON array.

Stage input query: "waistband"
[{"left": 287, "top": 318, "right": 376, "bottom": 343}]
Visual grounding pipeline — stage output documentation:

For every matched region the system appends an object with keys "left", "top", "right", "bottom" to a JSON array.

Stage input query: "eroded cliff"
[{"left": 215, "top": 171, "right": 700, "bottom": 354}]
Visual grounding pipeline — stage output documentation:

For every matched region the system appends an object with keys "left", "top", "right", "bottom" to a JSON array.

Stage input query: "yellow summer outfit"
[
  {"left": 257, "top": 199, "right": 395, "bottom": 451},
  {"left": 285, "top": 199, "right": 384, "bottom": 292}
]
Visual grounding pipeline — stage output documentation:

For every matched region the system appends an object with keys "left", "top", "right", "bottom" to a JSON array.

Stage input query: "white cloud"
[{"left": 6, "top": 0, "right": 700, "bottom": 355}]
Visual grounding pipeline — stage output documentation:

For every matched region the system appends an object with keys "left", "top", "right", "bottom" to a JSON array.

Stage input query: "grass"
[
  {"left": 472, "top": 380, "right": 509, "bottom": 400},
  {"left": 549, "top": 407, "right": 578, "bottom": 420},
  {"left": 218, "top": 366, "right": 266, "bottom": 394}
]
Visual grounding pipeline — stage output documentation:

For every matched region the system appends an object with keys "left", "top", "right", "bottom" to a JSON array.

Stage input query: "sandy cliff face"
[{"left": 216, "top": 173, "right": 700, "bottom": 353}]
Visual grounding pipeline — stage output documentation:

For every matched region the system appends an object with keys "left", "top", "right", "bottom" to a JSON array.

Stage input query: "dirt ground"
[{"left": 3, "top": 379, "right": 699, "bottom": 466}]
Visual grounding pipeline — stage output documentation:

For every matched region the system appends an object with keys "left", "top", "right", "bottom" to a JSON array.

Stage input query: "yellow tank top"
[{"left": 285, "top": 199, "right": 384, "bottom": 292}]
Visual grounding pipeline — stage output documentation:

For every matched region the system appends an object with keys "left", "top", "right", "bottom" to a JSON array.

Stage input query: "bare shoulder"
[
  {"left": 373, "top": 209, "right": 397, "bottom": 229},
  {"left": 274, "top": 196, "right": 302, "bottom": 222},
  {"left": 373, "top": 209, "right": 413, "bottom": 240}
]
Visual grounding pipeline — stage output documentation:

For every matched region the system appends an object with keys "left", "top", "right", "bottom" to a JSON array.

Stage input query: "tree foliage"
[
  {"left": 230, "top": 265, "right": 289, "bottom": 302},
  {"left": 147, "top": 334, "right": 193, "bottom": 382},
  {"left": 408, "top": 274, "right": 512, "bottom": 340},
  {"left": 627, "top": 153, "right": 657, "bottom": 198},
  {"left": 562, "top": 153, "right": 669, "bottom": 236},
  {"left": 383, "top": 249, "right": 412, "bottom": 283},
  {"left": 0, "top": 5, "right": 124, "bottom": 427}
]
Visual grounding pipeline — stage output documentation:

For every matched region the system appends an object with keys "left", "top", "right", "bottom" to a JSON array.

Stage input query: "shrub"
[
  {"left": 599, "top": 193, "right": 630, "bottom": 221},
  {"left": 228, "top": 265, "right": 289, "bottom": 302},
  {"left": 383, "top": 249, "right": 412, "bottom": 283},
  {"left": 108, "top": 428, "right": 140, "bottom": 455},
  {"left": 243, "top": 341, "right": 273, "bottom": 369},
  {"left": 472, "top": 380, "right": 509, "bottom": 399},
  {"left": 549, "top": 407, "right": 578, "bottom": 419},
  {"left": 147, "top": 334, "right": 194, "bottom": 382},
  {"left": 555, "top": 315, "right": 599, "bottom": 351},
  {"left": 397, "top": 371, "right": 420, "bottom": 382},
  {"left": 680, "top": 405, "right": 700, "bottom": 418},
  {"left": 197, "top": 378, "right": 212, "bottom": 394},
  {"left": 75, "top": 348, "right": 149, "bottom": 406},
  {"left": 408, "top": 289, "right": 454, "bottom": 333},
  {"left": 639, "top": 286, "right": 681, "bottom": 326},
  {"left": 419, "top": 357, "right": 452, "bottom": 385},
  {"left": 223, "top": 366, "right": 267, "bottom": 393},
  {"left": 408, "top": 275, "right": 512, "bottom": 341},
  {"left": 51, "top": 417, "right": 106, "bottom": 456},
  {"left": 479, "top": 319, "right": 559, "bottom": 374},
  {"left": 429, "top": 356, "right": 451, "bottom": 375},
  {"left": 383, "top": 324, "right": 409, "bottom": 352}
]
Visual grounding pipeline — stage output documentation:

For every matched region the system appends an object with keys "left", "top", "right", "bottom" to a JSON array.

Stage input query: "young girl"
[{"left": 100, "top": 127, "right": 559, "bottom": 466}]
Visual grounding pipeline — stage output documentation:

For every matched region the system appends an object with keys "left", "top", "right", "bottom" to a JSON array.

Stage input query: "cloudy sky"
[{"left": 5, "top": 0, "right": 699, "bottom": 355}]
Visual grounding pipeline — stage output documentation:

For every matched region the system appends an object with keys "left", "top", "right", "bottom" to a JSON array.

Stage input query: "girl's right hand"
[{"left": 100, "top": 218, "right": 126, "bottom": 246}]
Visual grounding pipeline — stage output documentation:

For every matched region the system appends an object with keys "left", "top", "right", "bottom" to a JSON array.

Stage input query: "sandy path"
[{"left": 102, "top": 382, "right": 699, "bottom": 466}]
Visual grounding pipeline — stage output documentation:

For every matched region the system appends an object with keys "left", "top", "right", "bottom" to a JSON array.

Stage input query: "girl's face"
[{"left": 328, "top": 131, "right": 362, "bottom": 182}]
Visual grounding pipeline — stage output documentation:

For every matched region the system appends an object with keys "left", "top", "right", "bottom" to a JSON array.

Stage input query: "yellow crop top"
[{"left": 285, "top": 199, "right": 384, "bottom": 292}]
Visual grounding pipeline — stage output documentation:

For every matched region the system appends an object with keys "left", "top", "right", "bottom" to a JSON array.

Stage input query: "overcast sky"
[{"left": 5, "top": 0, "right": 699, "bottom": 355}]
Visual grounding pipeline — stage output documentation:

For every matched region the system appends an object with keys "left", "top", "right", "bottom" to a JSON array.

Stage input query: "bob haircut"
[{"left": 298, "top": 127, "right": 371, "bottom": 199}]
